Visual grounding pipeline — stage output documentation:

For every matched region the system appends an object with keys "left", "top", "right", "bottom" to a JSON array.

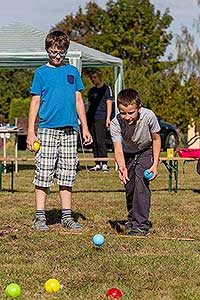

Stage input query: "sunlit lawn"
[{"left": 0, "top": 149, "right": 200, "bottom": 300}]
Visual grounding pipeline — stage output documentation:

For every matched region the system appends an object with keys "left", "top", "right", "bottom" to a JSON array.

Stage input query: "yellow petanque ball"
[
  {"left": 33, "top": 141, "right": 40, "bottom": 152},
  {"left": 44, "top": 278, "right": 61, "bottom": 293}
]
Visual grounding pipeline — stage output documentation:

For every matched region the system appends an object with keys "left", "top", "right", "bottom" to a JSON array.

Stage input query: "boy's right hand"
[
  {"left": 82, "top": 128, "right": 93, "bottom": 146},
  {"left": 26, "top": 134, "right": 38, "bottom": 152},
  {"left": 118, "top": 165, "right": 129, "bottom": 185}
]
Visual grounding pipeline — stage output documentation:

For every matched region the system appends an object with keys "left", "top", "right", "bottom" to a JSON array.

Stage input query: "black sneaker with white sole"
[
  {"left": 102, "top": 164, "right": 109, "bottom": 172},
  {"left": 89, "top": 165, "right": 101, "bottom": 171},
  {"left": 128, "top": 227, "right": 149, "bottom": 236}
]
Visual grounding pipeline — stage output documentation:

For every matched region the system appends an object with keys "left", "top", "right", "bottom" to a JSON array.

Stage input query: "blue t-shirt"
[{"left": 30, "top": 64, "right": 84, "bottom": 131}]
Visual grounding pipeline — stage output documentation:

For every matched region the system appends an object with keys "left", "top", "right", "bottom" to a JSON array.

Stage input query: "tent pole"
[{"left": 114, "top": 65, "right": 123, "bottom": 116}]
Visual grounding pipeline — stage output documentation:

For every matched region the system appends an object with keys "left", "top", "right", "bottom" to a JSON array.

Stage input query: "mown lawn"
[{"left": 0, "top": 151, "right": 200, "bottom": 300}]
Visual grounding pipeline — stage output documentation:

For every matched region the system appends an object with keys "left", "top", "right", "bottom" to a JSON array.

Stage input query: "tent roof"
[{"left": 0, "top": 22, "right": 122, "bottom": 68}]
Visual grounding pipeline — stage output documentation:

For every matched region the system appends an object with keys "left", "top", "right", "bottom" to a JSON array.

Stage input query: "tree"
[
  {"left": 181, "top": 74, "right": 200, "bottom": 129},
  {"left": 0, "top": 69, "right": 33, "bottom": 122},
  {"left": 176, "top": 26, "right": 198, "bottom": 76},
  {"left": 55, "top": 0, "right": 173, "bottom": 71},
  {"left": 123, "top": 62, "right": 190, "bottom": 132},
  {"left": 175, "top": 1, "right": 200, "bottom": 133},
  {"left": 54, "top": 2, "right": 105, "bottom": 46},
  {"left": 176, "top": 0, "right": 200, "bottom": 76},
  {"left": 9, "top": 97, "right": 31, "bottom": 124},
  {"left": 55, "top": 0, "right": 200, "bottom": 134}
]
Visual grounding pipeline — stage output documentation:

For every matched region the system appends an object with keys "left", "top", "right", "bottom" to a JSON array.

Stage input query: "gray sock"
[
  {"left": 61, "top": 209, "right": 72, "bottom": 221},
  {"left": 35, "top": 210, "right": 46, "bottom": 219}
]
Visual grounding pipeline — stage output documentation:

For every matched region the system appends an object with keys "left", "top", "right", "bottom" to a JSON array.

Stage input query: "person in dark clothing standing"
[{"left": 87, "top": 71, "right": 113, "bottom": 172}]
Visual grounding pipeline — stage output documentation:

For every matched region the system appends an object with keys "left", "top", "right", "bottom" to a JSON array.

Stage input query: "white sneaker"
[
  {"left": 90, "top": 164, "right": 101, "bottom": 171},
  {"left": 102, "top": 164, "right": 109, "bottom": 172}
]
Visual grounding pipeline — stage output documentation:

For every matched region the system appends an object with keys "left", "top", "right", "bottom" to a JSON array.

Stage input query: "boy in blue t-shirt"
[{"left": 27, "top": 30, "right": 92, "bottom": 231}]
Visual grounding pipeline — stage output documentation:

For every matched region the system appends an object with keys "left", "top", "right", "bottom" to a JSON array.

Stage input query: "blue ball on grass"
[{"left": 92, "top": 234, "right": 105, "bottom": 247}]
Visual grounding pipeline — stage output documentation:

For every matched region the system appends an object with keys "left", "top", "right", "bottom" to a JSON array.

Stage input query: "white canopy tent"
[{"left": 0, "top": 22, "right": 123, "bottom": 101}]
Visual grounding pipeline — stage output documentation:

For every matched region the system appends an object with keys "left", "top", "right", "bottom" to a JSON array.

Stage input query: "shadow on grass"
[
  {"left": 2, "top": 187, "right": 198, "bottom": 194},
  {"left": 193, "top": 189, "right": 200, "bottom": 194},
  {"left": 46, "top": 209, "right": 87, "bottom": 225},
  {"left": 108, "top": 219, "right": 153, "bottom": 233},
  {"left": 19, "top": 164, "right": 35, "bottom": 171},
  {"left": 108, "top": 220, "right": 127, "bottom": 233},
  {"left": 151, "top": 188, "right": 168, "bottom": 192},
  {"left": 73, "top": 189, "right": 125, "bottom": 193},
  {"left": 1, "top": 188, "right": 126, "bottom": 194}
]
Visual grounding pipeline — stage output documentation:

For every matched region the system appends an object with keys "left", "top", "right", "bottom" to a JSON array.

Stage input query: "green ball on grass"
[{"left": 5, "top": 283, "right": 21, "bottom": 297}]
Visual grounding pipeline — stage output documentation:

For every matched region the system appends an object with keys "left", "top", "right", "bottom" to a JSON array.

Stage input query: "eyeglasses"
[
  {"left": 119, "top": 111, "right": 137, "bottom": 116},
  {"left": 47, "top": 50, "right": 67, "bottom": 58}
]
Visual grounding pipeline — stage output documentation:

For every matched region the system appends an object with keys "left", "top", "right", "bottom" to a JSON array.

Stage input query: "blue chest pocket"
[{"left": 67, "top": 75, "right": 74, "bottom": 84}]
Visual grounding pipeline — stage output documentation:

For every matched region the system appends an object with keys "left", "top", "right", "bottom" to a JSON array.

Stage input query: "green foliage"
[
  {"left": 54, "top": 2, "right": 105, "bottom": 46},
  {"left": 101, "top": 0, "right": 172, "bottom": 70},
  {"left": 174, "top": 2, "right": 200, "bottom": 131},
  {"left": 123, "top": 62, "right": 191, "bottom": 132},
  {"left": 181, "top": 74, "right": 200, "bottom": 128},
  {"left": 55, "top": 0, "right": 193, "bottom": 133},
  {"left": 56, "top": 0, "right": 173, "bottom": 72},
  {"left": 175, "top": 14, "right": 200, "bottom": 132},
  {"left": 9, "top": 97, "right": 31, "bottom": 124},
  {"left": 0, "top": 69, "right": 33, "bottom": 121},
  {"left": 176, "top": 26, "right": 197, "bottom": 76}
]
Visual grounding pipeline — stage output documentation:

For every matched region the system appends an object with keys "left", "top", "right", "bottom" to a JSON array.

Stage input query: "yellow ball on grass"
[{"left": 44, "top": 278, "right": 61, "bottom": 293}]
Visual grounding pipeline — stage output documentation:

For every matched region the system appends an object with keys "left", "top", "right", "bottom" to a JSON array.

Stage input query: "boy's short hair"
[
  {"left": 45, "top": 30, "right": 70, "bottom": 51},
  {"left": 117, "top": 88, "right": 141, "bottom": 107},
  {"left": 90, "top": 70, "right": 102, "bottom": 80}
]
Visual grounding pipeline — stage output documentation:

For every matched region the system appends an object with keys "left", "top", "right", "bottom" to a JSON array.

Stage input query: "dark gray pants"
[
  {"left": 124, "top": 148, "right": 153, "bottom": 230},
  {"left": 90, "top": 119, "right": 107, "bottom": 165}
]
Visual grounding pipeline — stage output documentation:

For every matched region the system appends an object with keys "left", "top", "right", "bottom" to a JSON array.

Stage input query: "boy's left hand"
[
  {"left": 148, "top": 165, "right": 158, "bottom": 180},
  {"left": 106, "top": 118, "right": 111, "bottom": 128}
]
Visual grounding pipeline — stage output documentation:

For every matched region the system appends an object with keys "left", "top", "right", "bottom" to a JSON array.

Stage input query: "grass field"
[{"left": 0, "top": 150, "right": 200, "bottom": 300}]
